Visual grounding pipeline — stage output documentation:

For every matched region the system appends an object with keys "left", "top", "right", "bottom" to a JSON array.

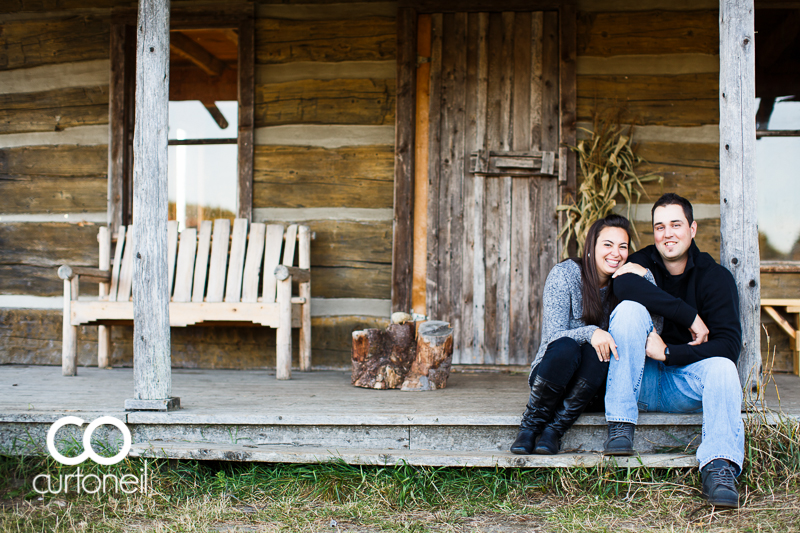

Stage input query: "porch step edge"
[{"left": 129, "top": 441, "right": 698, "bottom": 468}]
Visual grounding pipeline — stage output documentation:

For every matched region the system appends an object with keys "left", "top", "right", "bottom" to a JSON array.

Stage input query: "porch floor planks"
[{"left": 2, "top": 367, "right": 798, "bottom": 467}]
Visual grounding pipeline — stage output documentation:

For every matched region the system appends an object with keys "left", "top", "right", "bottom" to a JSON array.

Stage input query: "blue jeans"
[{"left": 605, "top": 301, "right": 745, "bottom": 473}]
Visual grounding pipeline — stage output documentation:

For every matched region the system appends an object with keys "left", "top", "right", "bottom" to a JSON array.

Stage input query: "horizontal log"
[
  {"left": 0, "top": 125, "right": 107, "bottom": 148},
  {"left": 1, "top": 2, "right": 120, "bottom": 15},
  {"left": 310, "top": 265, "right": 390, "bottom": 299},
  {"left": 0, "top": 222, "right": 99, "bottom": 267},
  {"left": 302, "top": 220, "right": 392, "bottom": 268},
  {"left": 256, "top": 17, "right": 396, "bottom": 64},
  {"left": 634, "top": 141, "right": 719, "bottom": 203},
  {"left": 577, "top": 10, "right": 718, "bottom": 57},
  {"left": 257, "top": 2, "right": 398, "bottom": 20},
  {"left": 0, "top": 145, "right": 107, "bottom": 177},
  {"left": 577, "top": 73, "right": 718, "bottom": 126},
  {"left": 761, "top": 272, "right": 800, "bottom": 300},
  {"left": 0, "top": 15, "right": 109, "bottom": 70},
  {"left": 0, "top": 176, "right": 107, "bottom": 213},
  {"left": 274, "top": 264, "right": 310, "bottom": 282},
  {"left": 256, "top": 61, "right": 395, "bottom": 84},
  {"left": 0, "top": 88, "right": 108, "bottom": 134},
  {"left": 255, "top": 78, "right": 396, "bottom": 127},
  {"left": 0, "top": 264, "right": 65, "bottom": 295},
  {"left": 253, "top": 145, "right": 393, "bottom": 208},
  {"left": 576, "top": 54, "right": 719, "bottom": 76},
  {"left": 57, "top": 265, "right": 110, "bottom": 282},
  {"left": 255, "top": 124, "right": 395, "bottom": 148}
]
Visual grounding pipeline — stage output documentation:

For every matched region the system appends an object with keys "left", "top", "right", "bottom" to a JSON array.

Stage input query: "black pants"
[{"left": 529, "top": 337, "right": 609, "bottom": 412}]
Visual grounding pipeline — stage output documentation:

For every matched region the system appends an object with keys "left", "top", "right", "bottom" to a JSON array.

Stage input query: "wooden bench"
[
  {"left": 761, "top": 298, "right": 800, "bottom": 376},
  {"left": 58, "top": 219, "right": 311, "bottom": 380}
]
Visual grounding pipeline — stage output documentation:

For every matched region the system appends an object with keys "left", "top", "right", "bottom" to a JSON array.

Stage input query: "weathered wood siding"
[
  {"left": 0, "top": 1, "right": 394, "bottom": 369},
  {"left": 0, "top": 0, "right": 793, "bottom": 370}
]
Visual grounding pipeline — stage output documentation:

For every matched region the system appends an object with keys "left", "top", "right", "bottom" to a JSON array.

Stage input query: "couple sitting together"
[{"left": 511, "top": 193, "right": 744, "bottom": 509}]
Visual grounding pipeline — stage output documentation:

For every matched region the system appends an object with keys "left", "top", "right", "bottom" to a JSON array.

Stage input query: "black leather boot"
[
  {"left": 510, "top": 376, "right": 566, "bottom": 455},
  {"left": 534, "top": 378, "right": 597, "bottom": 455}
]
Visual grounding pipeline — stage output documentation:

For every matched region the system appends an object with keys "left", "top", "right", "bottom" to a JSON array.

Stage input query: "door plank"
[
  {"left": 530, "top": 12, "right": 544, "bottom": 153},
  {"left": 426, "top": 13, "right": 443, "bottom": 319},
  {"left": 472, "top": 12, "right": 490, "bottom": 364},
  {"left": 173, "top": 228, "right": 197, "bottom": 303},
  {"left": 459, "top": 12, "right": 479, "bottom": 364},
  {"left": 225, "top": 218, "right": 249, "bottom": 303},
  {"left": 262, "top": 224, "right": 284, "bottom": 303},
  {"left": 206, "top": 219, "right": 231, "bottom": 303},
  {"left": 509, "top": 12, "right": 533, "bottom": 364},
  {"left": 242, "top": 222, "right": 267, "bottom": 303},
  {"left": 192, "top": 220, "right": 213, "bottom": 302}
]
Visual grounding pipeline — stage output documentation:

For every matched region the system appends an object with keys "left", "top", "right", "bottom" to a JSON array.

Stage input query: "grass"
[{"left": 2, "top": 412, "right": 799, "bottom": 533}]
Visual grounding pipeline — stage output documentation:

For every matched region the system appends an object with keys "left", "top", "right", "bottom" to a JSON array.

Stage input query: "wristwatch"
[{"left": 664, "top": 347, "right": 670, "bottom": 365}]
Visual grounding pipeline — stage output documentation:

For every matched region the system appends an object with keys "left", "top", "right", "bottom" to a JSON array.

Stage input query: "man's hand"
[
  {"left": 645, "top": 331, "right": 667, "bottom": 361},
  {"left": 611, "top": 263, "right": 648, "bottom": 278},
  {"left": 591, "top": 329, "right": 619, "bottom": 362},
  {"left": 688, "top": 314, "right": 709, "bottom": 346}
]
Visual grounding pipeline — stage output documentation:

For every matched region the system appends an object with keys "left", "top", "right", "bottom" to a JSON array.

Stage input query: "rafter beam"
[{"left": 170, "top": 31, "right": 226, "bottom": 77}]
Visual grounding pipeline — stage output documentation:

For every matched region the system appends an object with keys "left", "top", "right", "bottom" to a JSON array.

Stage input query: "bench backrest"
[{"left": 106, "top": 219, "right": 307, "bottom": 304}]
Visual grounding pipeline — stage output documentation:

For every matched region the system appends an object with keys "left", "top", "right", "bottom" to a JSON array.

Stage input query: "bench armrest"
[
  {"left": 58, "top": 265, "right": 111, "bottom": 283},
  {"left": 274, "top": 265, "right": 310, "bottom": 283}
]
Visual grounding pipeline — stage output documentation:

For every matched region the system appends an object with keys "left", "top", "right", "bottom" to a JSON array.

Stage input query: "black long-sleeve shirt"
[{"left": 613, "top": 241, "right": 742, "bottom": 367}]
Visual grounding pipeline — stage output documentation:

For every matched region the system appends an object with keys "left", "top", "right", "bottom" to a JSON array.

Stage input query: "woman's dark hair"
[{"left": 574, "top": 214, "right": 633, "bottom": 327}]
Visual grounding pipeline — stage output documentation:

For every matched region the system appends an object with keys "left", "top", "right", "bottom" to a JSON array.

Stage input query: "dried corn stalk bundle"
[{"left": 558, "top": 114, "right": 663, "bottom": 258}]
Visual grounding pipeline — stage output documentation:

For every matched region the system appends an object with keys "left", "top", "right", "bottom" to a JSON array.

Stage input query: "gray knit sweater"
[{"left": 530, "top": 259, "right": 662, "bottom": 372}]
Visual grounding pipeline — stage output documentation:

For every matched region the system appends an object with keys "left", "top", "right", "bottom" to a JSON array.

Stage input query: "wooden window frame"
[
  {"left": 108, "top": 4, "right": 255, "bottom": 236},
  {"left": 391, "top": 0, "right": 576, "bottom": 312}
]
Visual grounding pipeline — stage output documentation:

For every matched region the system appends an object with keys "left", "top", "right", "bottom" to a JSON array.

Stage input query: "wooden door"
[{"left": 424, "top": 12, "right": 561, "bottom": 365}]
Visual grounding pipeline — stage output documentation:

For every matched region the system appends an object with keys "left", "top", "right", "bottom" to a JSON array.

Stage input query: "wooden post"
[
  {"left": 298, "top": 225, "right": 312, "bottom": 371},
  {"left": 276, "top": 277, "right": 292, "bottom": 380},
  {"left": 719, "top": 0, "right": 760, "bottom": 396},
  {"left": 392, "top": 7, "right": 417, "bottom": 313},
  {"left": 125, "top": 0, "right": 179, "bottom": 411},
  {"left": 61, "top": 278, "right": 78, "bottom": 376},
  {"left": 98, "top": 227, "right": 112, "bottom": 369}
]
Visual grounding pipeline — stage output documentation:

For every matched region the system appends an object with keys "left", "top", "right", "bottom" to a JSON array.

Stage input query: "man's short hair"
[{"left": 651, "top": 193, "right": 694, "bottom": 226}]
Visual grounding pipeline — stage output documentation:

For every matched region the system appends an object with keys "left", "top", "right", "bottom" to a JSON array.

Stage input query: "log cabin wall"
[{"left": 0, "top": 0, "right": 795, "bottom": 371}]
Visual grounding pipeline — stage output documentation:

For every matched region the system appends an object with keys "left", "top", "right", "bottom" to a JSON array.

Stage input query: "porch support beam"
[
  {"left": 718, "top": 0, "right": 760, "bottom": 395},
  {"left": 125, "top": 0, "right": 179, "bottom": 411},
  {"left": 392, "top": 7, "right": 417, "bottom": 313}
]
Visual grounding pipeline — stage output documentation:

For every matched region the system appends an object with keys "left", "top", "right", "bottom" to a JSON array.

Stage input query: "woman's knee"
[{"left": 610, "top": 300, "right": 652, "bottom": 335}]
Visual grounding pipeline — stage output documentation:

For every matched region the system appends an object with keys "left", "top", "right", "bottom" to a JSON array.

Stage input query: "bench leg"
[
  {"left": 276, "top": 277, "right": 292, "bottom": 380},
  {"left": 299, "top": 281, "right": 311, "bottom": 371},
  {"left": 98, "top": 325, "right": 111, "bottom": 369},
  {"left": 62, "top": 279, "right": 77, "bottom": 376}
]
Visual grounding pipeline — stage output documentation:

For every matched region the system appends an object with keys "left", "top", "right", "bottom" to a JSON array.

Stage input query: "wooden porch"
[{"left": 1, "top": 365, "right": 797, "bottom": 468}]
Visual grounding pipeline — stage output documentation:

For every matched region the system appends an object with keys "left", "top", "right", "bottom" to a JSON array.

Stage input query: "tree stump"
[
  {"left": 351, "top": 322, "right": 416, "bottom": 389},
  {"left": 401, "top": 321, "right": 454, "bottom": 391}
]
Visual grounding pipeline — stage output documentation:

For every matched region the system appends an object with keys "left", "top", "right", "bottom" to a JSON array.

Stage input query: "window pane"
[
  {"left": 757, "top": 99, "right": 800, "bottom": 260},
  {"left": 168, "top": 144, "right": 238, "bottom": 229},
  {"left": 168, "top": 100, "right": 238, "bottom": 229}
]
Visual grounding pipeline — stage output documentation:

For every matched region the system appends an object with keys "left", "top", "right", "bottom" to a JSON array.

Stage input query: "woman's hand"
[
  {"left": 611, "top": 263, "right": 648, "bottom": 279},
  {"left": 591, "top": 328, "right": 619, "bottom": 362}
]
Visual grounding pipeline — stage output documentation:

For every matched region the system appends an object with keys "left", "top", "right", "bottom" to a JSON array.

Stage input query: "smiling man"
[{"left": 601, "top": 193, "right": 744, "bottom": 508}]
